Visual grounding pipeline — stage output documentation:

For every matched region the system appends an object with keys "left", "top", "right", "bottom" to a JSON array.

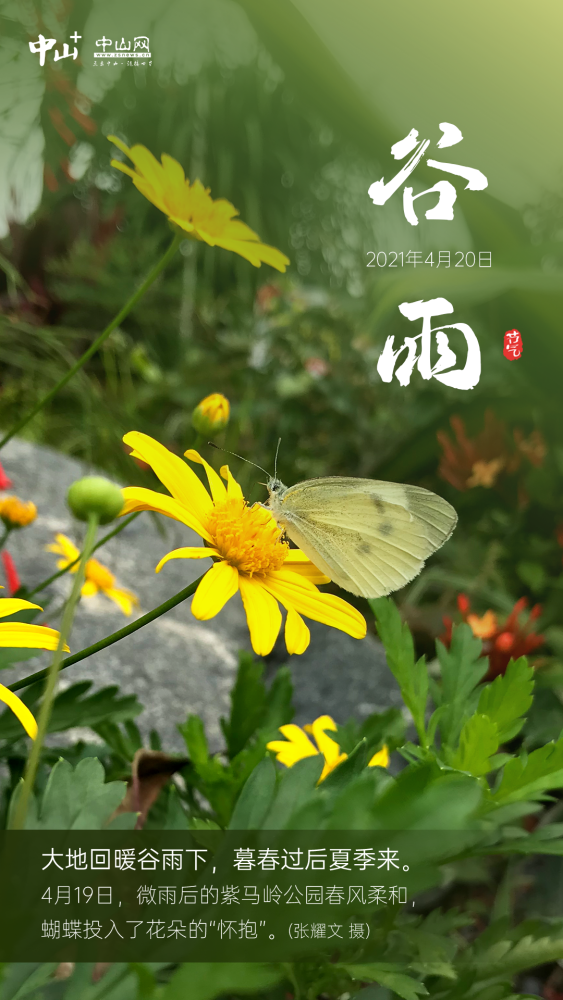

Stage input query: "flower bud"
[
  {"left": 0, "top": 496, "right": 37, "bottom": 529},
  {"left": 67, "top": 477, "right": 124, "bottom": 525},
  {"left": 191, "top": 393, "right": 230, "bottom": 436}
]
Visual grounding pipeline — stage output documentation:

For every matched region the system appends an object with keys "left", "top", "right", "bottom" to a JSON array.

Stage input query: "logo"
[{"left": 94, "top": 36, "right": 151, "bottom": 67}]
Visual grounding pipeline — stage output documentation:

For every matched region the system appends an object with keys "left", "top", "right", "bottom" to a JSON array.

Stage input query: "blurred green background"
[{"left": 1, "top": 0, "right": 563, "bottom": 674}]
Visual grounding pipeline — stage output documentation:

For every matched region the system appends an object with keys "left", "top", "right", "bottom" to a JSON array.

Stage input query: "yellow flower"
[
  {"left": 0, "top": 595, "right": 70, "bottom": 739},
  {"left": 192, "top": 393, "right": 230, "bottom": 436},
  {"left": 46, "top": 534, "right": 139, "bottom": 616},
  {"left": 120, "top": 431, "right": 366, "bottom": 655},
  {"left": 0, "top": 496, "right": 37, "bottom": 528},
  {"left": 108, "top": 136, "right": 290, "bottom": 272},
  {"left": 267, "top": 715, "right": 390, "bottom": 783},
  {"left": 467, "top": 609, "right": 498, "bottom": 639}
]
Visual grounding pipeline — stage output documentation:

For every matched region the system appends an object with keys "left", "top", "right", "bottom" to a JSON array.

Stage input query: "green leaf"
[
  {"left": 491, "top": 737, "right": 563, "bottom": 806},
  {"left": 0, "top": 681, "right": 142, "bottom": 743},
  {"left": 478, "top": 658, "right": 535, "bottom": 742},
  {"left": 447, "top": 715, "right": 500, "bottom": 776},
  {"left": 0, "top": 963, "right": 58, "bottom": 1000},
  {"left": 159, "top": 962, "right": 283, "bottom": 1000},
  {"left": 261, "top": 665, "right": 294, "bottom": 733},
  {"left": 7, "top": 757, "right": 127, "bottom": 830},
  {"left": 179, "top": 715, "right": 210, "bottom": 771},
  {"left": 220, "top": 651, "right": 266, "bottom": 758},
  {"left": 436, "top": 624, "right": 489, "bottom": 748},
  {"left": 261, "top": 755, "right": 325, "bottom": 829},
  {"left": 228, "top": 757, "right": 277, "bottom": 829},
  {"left": 344, "top": 963, "right": 428, "bottom": 1000},
  {"left": 333, "top": 708, "right": 405, "bottom": 756},
  {"left": 369, "top": 598, "right": 428, "bottom": 741},
  {"left": 467, "top": 920, "right": 563, "bottom": 979}
]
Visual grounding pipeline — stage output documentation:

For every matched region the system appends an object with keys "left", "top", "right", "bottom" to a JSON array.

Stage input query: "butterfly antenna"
[
  {"left": 207, "top": 442, "right": 271, "bottom": 479},
  {"left": 274, "top": 437, "right": 282, "bottom": 480}
]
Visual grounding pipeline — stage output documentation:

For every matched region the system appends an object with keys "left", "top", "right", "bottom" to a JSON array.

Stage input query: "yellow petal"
[
  {"left": 125, "top": 143, "right": 165, "bottom": 194},
  {"left": 155, "top": 546, "right": 218, "bottom": 572},
  {"left": 284, "top": 607, "right": 310, "bottom": 654},
  {"left": 309, "top": 716, "right": 346, "bottom": 768},
  {"left": 282, "top": 551, "right": 330, "bottom": 582},
  {"left": 219, "top": 465, "right": 244, "bottom": 500},
  {"left": 190, "top": 562, "right": 239, "bottom": 620},
  {"left": 123, "top": 432, "right": 213, "bottom": 524},
  {"left": 81, "top": 580, "right": 98, "bottom": 597},
  {"left": 0, "top": 683, "right": 37, "bottom": 739},
  {"left": 184, "top": 450, "right": 227, "bottom": 505},
  {"left": 106, "top": 588, "right": 138, "bottom": 616},
  {"left": 46, "top": 533, "right": 80, "bottom": 562},
  {"left": 368, "top": 745, "right": 390, "bottom": 768},
  {"left": 120, "top": 487, "right": 213, "bottom": 543},
  {"left": 266, "top": 724, "right": 318, "bottom": 767},
  {"left": 0, "top": 598, "right": 42, "bottom": 620},
  {"left": 108, "top": 134, "right": 131, "bottom": 157},
  {"left": 0, "top": 623, "right": 69, "bottom": 652},
  {"left": 263, "top": 569, "right": 367, "bottom": 639},
  {"left": 238, "top": 575, "right": 282, "bottom": 656}
]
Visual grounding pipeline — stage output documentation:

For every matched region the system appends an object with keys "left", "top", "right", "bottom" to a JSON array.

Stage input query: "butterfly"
[{"left": 266, "top": 474, "right": 457, "bottom": 599}]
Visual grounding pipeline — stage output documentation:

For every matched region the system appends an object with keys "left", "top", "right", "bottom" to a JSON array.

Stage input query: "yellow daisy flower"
[
  {"left": 47, "top": 534, "right": 139, "bottom": 617},
  {"left": 267, "top": 714, "right": 390, "bottom": 783},
  {"left": 0, "top": 595, "right": 69, "bottom": 739},
  {"left": 119, "top": 431, "right": 366, "bottom": 656},
  {"left": 108, "top": 136, "right": 290, "bottom": 273}
]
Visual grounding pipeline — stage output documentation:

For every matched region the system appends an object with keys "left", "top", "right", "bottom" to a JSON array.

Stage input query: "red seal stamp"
[{"left": 503, "top": 329, "right": 522, "bottom": 359}]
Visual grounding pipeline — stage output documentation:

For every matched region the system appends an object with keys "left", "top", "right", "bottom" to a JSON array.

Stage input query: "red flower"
[
  {"left": 0, "top": 461, "right": 12, "bottom": 491},
  {"left": 2, "top": 551, "right": 21, "bottom": 596},
  {"left": 440, "top": 593, "right": 544, "bottom": 680}
]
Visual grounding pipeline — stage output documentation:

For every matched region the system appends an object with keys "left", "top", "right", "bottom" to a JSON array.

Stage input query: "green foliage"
[
  {"left": 447, "top": 715, "right": 500, "bottom": 777},
  {"left": 435, "top": 624, "right": 489, "bottom": 749},
  {"left": 158, "top": 962, "right": 283, "bottom": 1000},
  {"left": 477, "top": 659, "right": 535, "bottom": 744},
  {"left": 490, "top": 737, "right": 563, "bottom": 806},
  {"left": 344, "top": 964, "right": 428, "bottom": 1000},
  {"left": 369, "top": 598, "right": 428, "bottom": 744},
  {"left": 178, "top": 652, "right": 294, "bottom": 826},
  {"left": 0, "top": 681, "right": 142, "bottom": 747},
  {"left": 6, "top": 757, "right": 134, "bottom": 830}
]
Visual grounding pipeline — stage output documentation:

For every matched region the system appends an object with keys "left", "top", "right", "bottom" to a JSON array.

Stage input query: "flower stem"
[
  {"left": 26, "top": 512, "right": 140, "bottom": 599},
  {"left": 10, "top": 513, "right": 99, "bottom": 830},
  {"left": 0, "top": 233, "right": 182, "bottom": 451},
  {"left": 8, "top": 573, "right": 206, "bottom": 695},
  {"left": 0, "top": 525, "right": 11, "bottom": 552}
]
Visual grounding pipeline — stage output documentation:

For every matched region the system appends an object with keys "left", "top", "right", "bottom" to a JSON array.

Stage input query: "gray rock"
[{"left": 0, "top": 439, "right": 399, "bottom": 752}]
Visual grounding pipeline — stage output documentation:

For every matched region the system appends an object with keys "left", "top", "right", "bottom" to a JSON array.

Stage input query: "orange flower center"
[
  {"left": 85, "top": 558, "right": 115, "bottom": 591},
  {"left": 207, "top": 498, "right": 288, "bottom": 576}
]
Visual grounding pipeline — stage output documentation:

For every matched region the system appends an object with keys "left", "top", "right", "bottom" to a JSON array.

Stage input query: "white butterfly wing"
[{"left": 270, "top": 477, "right": 457, "bottom": 599}]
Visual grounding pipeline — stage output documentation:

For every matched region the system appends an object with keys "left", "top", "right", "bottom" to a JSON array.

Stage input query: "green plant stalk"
[
  {"left": 0, "top": 525, "right": 11, "bottom": 551},
  {"left": 26, "top": 512, "right": 141, "bottom": 599},
  {"left": 8, "top": 573, "right": 206, "bottom": 694},
  {"left": 0, "top": 232, "right": 183, "bottom": 451},
  {"left": 10, "top": 513, "right": 99, "bottom": 830}
]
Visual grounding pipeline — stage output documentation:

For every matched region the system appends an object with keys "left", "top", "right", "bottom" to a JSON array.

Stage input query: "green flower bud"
[{"left": 67, "top": 477, "right": 124, "bottom": 525}]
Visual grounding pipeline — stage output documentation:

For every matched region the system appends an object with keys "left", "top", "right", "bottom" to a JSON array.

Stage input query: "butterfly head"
[{"left": 266, "top": 477, "right": 287, "bottom": 506}]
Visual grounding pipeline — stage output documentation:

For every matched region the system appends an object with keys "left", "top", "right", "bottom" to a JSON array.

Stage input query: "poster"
[{"left": 0, "top": 1, "right": 562, "bottom": 996}]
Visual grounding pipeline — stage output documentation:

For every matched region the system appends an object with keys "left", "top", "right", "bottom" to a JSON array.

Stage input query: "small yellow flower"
[
  {"left": 120, "top": 431, "right": 366, "bottom": 655},
  {"left": 467, "top": 609, "right": 498, "bottom": 639},
  {"left": 0, "top": 594, "right": 69, "bottom": 738},
  {"left": 46, "top": 534, "right": 139, "bottom": 616},
  {"left": 0, "top": 496, "right": 37, "bottom": 529},
  {"left": 108, "top": 136, "right": 290, "bottom": 272},
  {"left": 267, "top": 715, "right": 389, "bottom": 783},
  {"left": 192, "top": 393, "right": 230, "bottom": 437}
]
